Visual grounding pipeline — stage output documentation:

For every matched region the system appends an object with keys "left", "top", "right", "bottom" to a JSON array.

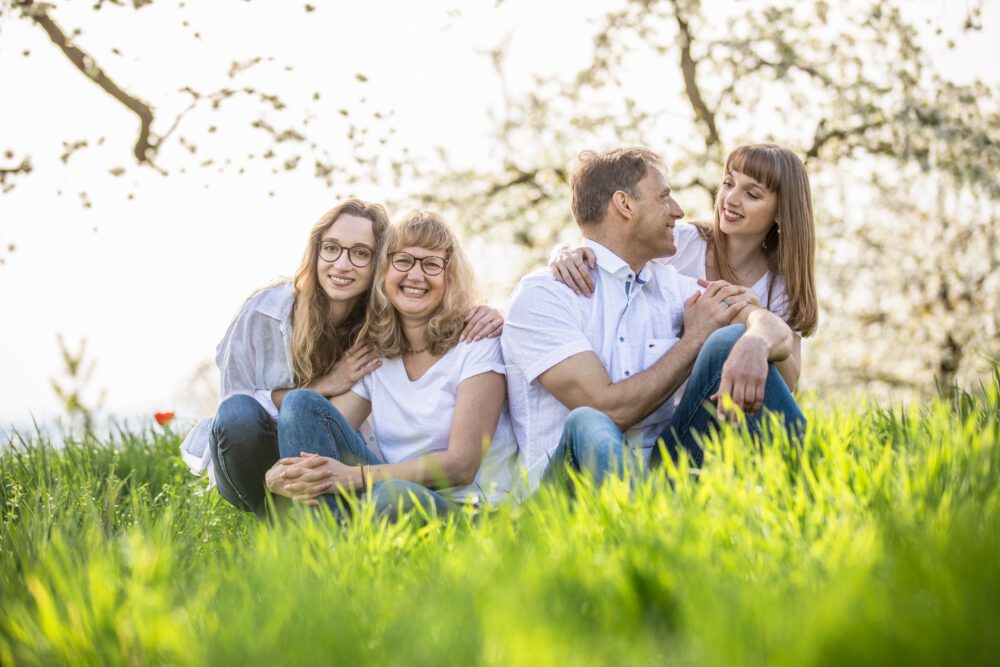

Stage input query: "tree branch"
[
  {"left": 20, "top": 1, "right": 158, "bottom": 165},
  {"left": 804, "top": 118, "right": 888, "bottom": 161},
  {"left": 671, "top": 0, "right": 719, "bottom": 150},
  {"left": 0, "top": 156, "right": 33, "bottom": 186}
]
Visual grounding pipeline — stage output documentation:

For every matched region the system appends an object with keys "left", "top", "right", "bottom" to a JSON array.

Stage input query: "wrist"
[{"left": 736, "top": 332, "right": 770, "bottom": 358}]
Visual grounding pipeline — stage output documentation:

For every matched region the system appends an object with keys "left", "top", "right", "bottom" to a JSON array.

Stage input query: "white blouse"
[
  {"left": 660, "top": 222, "right": 791, "bottom": 323},
  {"left": 179, "top": 282, "right": 379, "bottom": 480}
]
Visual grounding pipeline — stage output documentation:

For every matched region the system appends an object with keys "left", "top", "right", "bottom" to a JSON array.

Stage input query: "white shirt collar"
[
  {"left": 582, "top": 239, "right": 652, "bottom": 285},
  {"left": 256, "top": 281, "right": 295, "bottom": 322}
]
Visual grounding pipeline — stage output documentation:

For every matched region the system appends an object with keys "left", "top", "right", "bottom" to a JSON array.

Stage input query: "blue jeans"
[
  {"left": 652, "top": 324, "right": 806, "bottom": 468},
  {"left": 545, "top": 324, "right": 806, "bottom": 484},
  {"left": 210, "top": 394, "right": 280, "bottom": 519},
  {"left": 277, "top": 389, "right": 456, "bottom": 521},
  {"left": 541, "top": 406, "right": 631, "bottom": 489}
]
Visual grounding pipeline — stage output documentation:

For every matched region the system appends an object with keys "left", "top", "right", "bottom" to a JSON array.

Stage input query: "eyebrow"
[
  {"left": 726, "top": 171, "right": 767, "bottom": 192},
  {"left": 320, "top": 237, "right": 373, "bottom": 248}
]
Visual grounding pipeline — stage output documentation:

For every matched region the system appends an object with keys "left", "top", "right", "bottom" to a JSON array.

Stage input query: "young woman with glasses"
[
  {"left": 550, "top": 144, "right": 817, "bottom": 391},
  {"left": 264, "top": 211, "right": 518, "bottom": 520},
  {"left": 179, "top": 200, "right": 504, "bottom": 518}
]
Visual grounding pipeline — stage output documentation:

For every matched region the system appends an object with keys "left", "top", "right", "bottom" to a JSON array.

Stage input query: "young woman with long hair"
[
  {"left": 551, "top": 143, "right": 817, "bottom": 390},
  {"left": 179, "top": 200, "right": 504, "bottom": 518},
  {"left": 265, "top": 211, "right": 518, "bottom": 520}
]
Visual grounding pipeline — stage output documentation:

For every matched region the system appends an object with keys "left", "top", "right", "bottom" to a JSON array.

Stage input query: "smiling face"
[
  {"left": 315, "top": 213, "right": 376, "bottom": 306},
  {"left": 717, "top": 169, "right": 778, "bottom": 240},
  {"left": 384, "top": 245, "right": 447, "bottom": 322},
  {"left": 630, "top": 166, "right": 685, "bottom": 262}
]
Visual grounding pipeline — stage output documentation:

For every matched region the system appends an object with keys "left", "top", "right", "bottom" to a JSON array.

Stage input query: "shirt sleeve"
[
  {"left": 457, "top": 337, "right": 506, "bottom": 385},
  {"left": 215, "top": 295, "right": 280, "bottom": 418},
  {"left": 501, "top": 277, "right": 594, "bottom": 384},
  {"left": 350, "top": 372, "right": 372, "bottom": 401}
]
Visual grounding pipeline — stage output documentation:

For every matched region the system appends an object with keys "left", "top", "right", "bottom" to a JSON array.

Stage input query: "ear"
[{"left": 609, "top": 190, "right": 632, "bottom": 220}]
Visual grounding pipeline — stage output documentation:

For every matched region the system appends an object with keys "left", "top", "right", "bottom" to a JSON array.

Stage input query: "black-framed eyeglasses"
[
  {"left": 318, "top": 240, "right": 375, "bottom": 268},
  {"left": 388, "top": 251, "right": 448, "bottom": 276}
]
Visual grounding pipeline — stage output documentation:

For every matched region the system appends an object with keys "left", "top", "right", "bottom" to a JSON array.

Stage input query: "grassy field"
[{"left": 1, "top": 378, "right": 998, "bottom": 666}]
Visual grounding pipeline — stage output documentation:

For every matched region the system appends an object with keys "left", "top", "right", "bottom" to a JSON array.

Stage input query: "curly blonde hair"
[
  {"left": 360, "top": 211, "right": 478, "bottom": 357},
  {"left": 290, "top": 199, "right": 391, "bottom": 385}
]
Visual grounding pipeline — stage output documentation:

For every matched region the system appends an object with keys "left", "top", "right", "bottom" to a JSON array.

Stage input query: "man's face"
[{"left": 629, "top": 166, "right": 685, "bottom": 261}]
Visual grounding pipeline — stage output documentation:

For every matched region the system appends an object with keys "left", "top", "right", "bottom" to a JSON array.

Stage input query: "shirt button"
[
  {"left": 619, "top": 336, "right": 624, "bottom": 342},
  {"left": 624, "top": 370, "right": 630, "bottom": 376}
]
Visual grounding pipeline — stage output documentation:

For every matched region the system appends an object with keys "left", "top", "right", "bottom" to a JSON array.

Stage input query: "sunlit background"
[{"left": 1, "top": 0, "right": 998, "bottom": 433}]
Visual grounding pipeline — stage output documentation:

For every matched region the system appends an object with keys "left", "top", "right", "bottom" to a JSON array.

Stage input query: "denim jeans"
[
  {"left": 650, "top": 324, "right": 806, "bottom": 468},
  {"left": 210, "top": 394, "right": 280, "bottom": 518},
  {"left": 545, "top": 324, "right": 807, "bottom": 485},
  {"left": 277, "top": 389, "right": 456, "bottom": 521},
  {"left": 541, "top": 406, "right": 631, "bottom": 489}
]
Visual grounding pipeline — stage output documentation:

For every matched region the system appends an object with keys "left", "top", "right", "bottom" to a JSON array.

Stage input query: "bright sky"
[{"left": 1, "top": 0, "right": 997, "bottom": 432}]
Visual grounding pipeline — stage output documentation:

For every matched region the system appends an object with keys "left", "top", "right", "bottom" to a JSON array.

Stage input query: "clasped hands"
[{"left": 265, "top": 453, "right": 361, "bottom": 505}]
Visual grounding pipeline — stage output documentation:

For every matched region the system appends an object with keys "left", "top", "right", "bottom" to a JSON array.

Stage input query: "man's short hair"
[{"left": 570, "top": 147, "right": 666, "bottom": 227}]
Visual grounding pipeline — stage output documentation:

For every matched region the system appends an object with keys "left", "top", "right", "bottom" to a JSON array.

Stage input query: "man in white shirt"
[{"left": 502, "top": 147, "right": 804, "bottom": 492}]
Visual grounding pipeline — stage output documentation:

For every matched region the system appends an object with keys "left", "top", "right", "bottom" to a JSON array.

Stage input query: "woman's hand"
[
  {"left": 461, "top": 305, "right": 504, "bottom": 342},
  {"left": 712, "top": 334, "right": 770, "bottom": 420},
  {"left": 270, "top": 453, "right": 362, "bottom": 503},
  {"left": 265, "top": 456, "right": 304, "bottom": 499},
  {"left": 549, "top": 246, "right": 597, "bottom": 296},
  {"left": 308, "top": 341, "right": 381, "bottom": 397}
]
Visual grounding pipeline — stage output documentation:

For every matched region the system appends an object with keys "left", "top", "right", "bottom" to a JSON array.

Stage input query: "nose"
[
  {"left": 406, "top": 262, "right": 426, "bottom": 280},
  {"left": 671, "top": 198, "right": 684, "bottom": 219},
  {"left": 723, "top": 188, "right": 739, "bottom": 209},
  {"left": 332, "top": 251, "right": 353, "bottom": 270}
]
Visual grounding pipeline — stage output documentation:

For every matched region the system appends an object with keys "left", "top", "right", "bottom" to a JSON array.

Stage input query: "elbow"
[
  {"left": 442, "top": 455, "right": 480, "bottom": 487},
  {"left": 580, "top": 405, "right": 640, "bottom": 433},
  {"left": 449, "top": 462, "right": 479, "bottom": 487}
]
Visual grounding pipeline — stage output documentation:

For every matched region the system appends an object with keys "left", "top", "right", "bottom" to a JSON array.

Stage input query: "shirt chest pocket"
[{"left": 643, "top": 337, "right": 680, "bottom": 368}]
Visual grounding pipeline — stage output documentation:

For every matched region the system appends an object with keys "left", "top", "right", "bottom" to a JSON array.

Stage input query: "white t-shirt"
[
  {"left": 502, "top": 239, "right": 701, "bottom": 491},
  {"left": 351, "top": 337, "right": 518, "bottom": 505},
  {"left": 661, "top": 222, "right": 791, "bottom": 323}
]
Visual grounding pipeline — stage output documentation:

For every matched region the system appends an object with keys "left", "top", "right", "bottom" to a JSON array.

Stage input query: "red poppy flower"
[{"left": 154, "top": 412, "right": 175, "bottom": 426}]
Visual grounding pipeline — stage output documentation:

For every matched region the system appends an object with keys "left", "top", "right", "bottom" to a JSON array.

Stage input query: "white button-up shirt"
[
  {"left": 502, "top": 239, "right": 700, "bottom": 490},
  {"left": 179, "top": 282, "right": 380, "bottom": 481}
]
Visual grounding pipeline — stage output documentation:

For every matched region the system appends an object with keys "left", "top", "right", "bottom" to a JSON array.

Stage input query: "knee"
[
  {"left": 369, "top": 480, "right": 428, "bottom": 519},
  {"left": 698, "top": 324, "right": 747, "bottom": 369},
  {"left": 564, "top": 406, "right": 616, "bottom": 436},
  {"left": 279, "top": 388, "right": 328, "bottom": 419},
  {"left": 213, "top": 395, "right": 269, "bottom": 443}
]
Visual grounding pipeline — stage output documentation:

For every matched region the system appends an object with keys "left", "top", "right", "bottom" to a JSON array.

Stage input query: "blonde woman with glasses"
[
  {"left": 265, "top": 211, "right": 517, "bottom": 520},
  {"left": 179, "top": 200, "right": 504, "bottom": 518}
]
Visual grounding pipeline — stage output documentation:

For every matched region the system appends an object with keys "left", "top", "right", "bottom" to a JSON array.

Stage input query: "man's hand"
[
  {"left": 682, "top": 280, "right": 750, "bottom": 345},
  {"left": 713, "top": 333, "right": 770, "bottom": 419}
]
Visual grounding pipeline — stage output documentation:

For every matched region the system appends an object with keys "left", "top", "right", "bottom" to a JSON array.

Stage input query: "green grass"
[{"left": 2, "top": 377, "right": 999, "bottom": 666}]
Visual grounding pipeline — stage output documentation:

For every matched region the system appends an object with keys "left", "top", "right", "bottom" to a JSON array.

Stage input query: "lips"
[
  {"left": 399, "top": 285, "right": 428, "bottom": 297},
  {"left": 327, "top": 274, "right": 355, "bottom": 288},
  {"left": 722, "top": 207, "right": 743, "bottom": 222}
]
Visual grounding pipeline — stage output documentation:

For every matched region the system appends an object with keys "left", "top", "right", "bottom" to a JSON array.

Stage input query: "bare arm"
[
  {"left": 708, "top": 279, "right": 799, "bottom": 392},
  {"left": 537, "top": 281, "right": 748, "bottom": 431},
  {"left": 271, "top": 373, "right": 505, "bottom": 499},
  {"left": 714, "top": 306, "right": 794, "bottom": 418},
  {"left": 270, "top": 341, "right": 382, "bottom": 408},
  {"left": 774, "top": 335, "right": 801, "bottom": 392}
]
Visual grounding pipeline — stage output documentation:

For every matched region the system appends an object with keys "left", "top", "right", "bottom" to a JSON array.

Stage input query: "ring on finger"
[{"left": 722, "top": 297, "right": 733, "bottom": 307}]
